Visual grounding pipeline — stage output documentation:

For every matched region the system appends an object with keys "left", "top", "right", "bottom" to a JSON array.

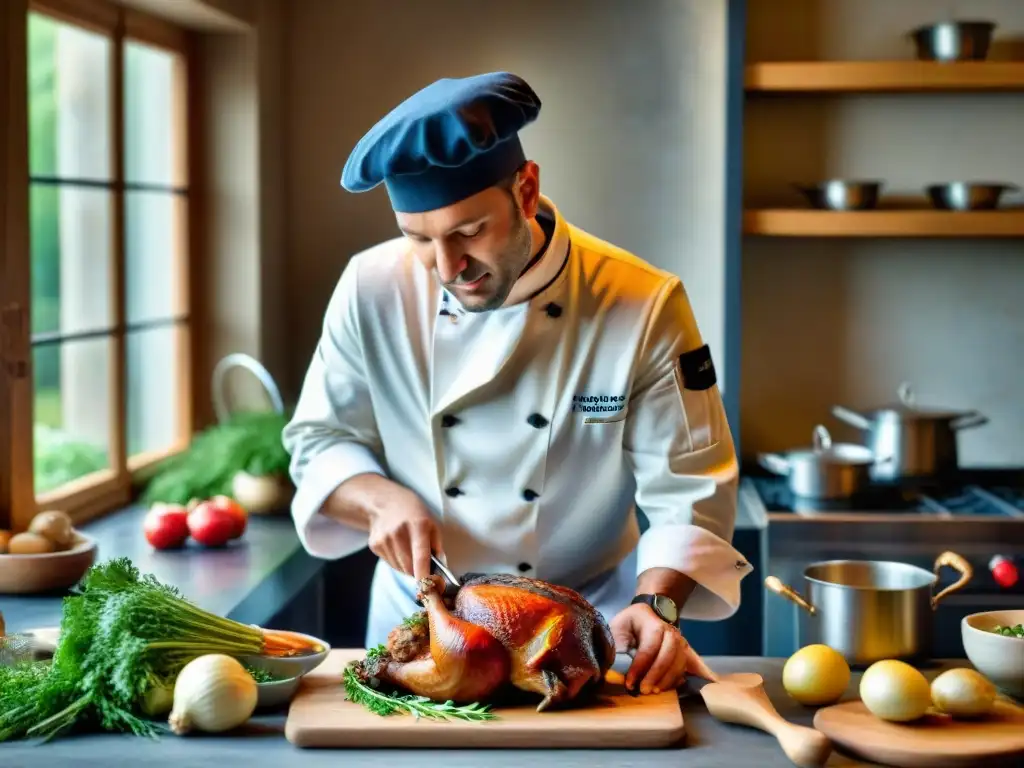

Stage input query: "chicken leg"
[{"left": 371, "top": 575, "right": 511, "bottom": 703}]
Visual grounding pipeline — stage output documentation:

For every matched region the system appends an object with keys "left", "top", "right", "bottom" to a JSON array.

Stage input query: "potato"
[
  {"left": 29, "top": 510, "right": 74, "bottom": 549},
  {"left": 7, "top": 531, "right": 57, "bottom": 555},
  {"left": 0, "top": 529, "right": 12, "bottom": 554}
]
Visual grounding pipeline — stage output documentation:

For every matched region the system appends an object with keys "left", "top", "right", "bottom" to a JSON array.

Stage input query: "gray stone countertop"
[
  {"left": 0, "top": 657, "right": 978, "bottom": 768},
  {"left": 0, "top": 504, "right": 324, "bottom": 635}
]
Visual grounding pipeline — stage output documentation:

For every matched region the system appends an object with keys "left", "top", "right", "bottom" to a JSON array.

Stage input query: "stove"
[
  {"left": 749, "top": 473, "right": 1024, "bottom": 519},
  {"left": 745, "top": 468, "right": 1024, "bottom": 659}
]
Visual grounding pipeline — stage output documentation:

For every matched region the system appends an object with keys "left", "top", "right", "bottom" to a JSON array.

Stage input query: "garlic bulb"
[{"left": 168, "top": 654, "right": 257, "bottom": 735}]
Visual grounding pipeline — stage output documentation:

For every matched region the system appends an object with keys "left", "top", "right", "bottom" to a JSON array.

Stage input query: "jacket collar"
[
  {"left": 438, "top": 195, "right": 570, "bottom": 313},
  {"left": 502, "top": 195, "right": 570, "bottom": 308}
]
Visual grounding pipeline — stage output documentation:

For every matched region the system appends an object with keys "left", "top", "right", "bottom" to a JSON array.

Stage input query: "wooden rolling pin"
[{"left": 700, "top": 673, "right": 833, "bottom": 768}]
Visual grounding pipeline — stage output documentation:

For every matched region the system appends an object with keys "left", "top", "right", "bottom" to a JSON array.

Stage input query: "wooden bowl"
[{"left": 0, "top": 531, "right": 98, "bottom": 594}]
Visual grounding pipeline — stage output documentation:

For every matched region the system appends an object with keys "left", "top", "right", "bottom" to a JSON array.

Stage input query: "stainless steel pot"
[
  {"left": 832, "top": 381, "right": 988, "bottom": 481},
  {"left": 765, "top": 551, "right": 973, "bottom": 666},
  {"left": 757, "top": 425, "right": 879, "bottom": 500}
]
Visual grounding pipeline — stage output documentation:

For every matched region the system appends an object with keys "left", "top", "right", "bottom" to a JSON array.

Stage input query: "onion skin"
[
  {"left": 168, "top": 654, "right": 258, "bottom": 735},
  {"left": 930, "top": 668, "right": 997, "bottom": 719},
  {"left": 859, "top": 660, "right": 932, "bottom": 723}
]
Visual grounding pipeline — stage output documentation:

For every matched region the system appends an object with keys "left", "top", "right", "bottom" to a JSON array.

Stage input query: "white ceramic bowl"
[
  {"left": 961, "top": 609, "right": 1024, "bottom": 699},
  {"left": 243, "top": 655, "right": 304, "bottom": 710},
  {"left": 238, "top": 629, "right": 330, "bottom": 678},
  {"left": 255, "top": 675, "right": 302, "bottom": 710}
]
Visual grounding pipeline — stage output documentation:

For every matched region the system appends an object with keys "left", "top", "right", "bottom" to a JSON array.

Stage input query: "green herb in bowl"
[
  {"left": 245, "top": 664, "right": 281, "bottom": 683},
  {"left": 990, "top": 623, "right": 1024, "bottom": 638}
]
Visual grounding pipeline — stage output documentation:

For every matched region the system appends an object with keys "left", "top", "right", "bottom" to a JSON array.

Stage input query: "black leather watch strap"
[{"left": 631, "top": 594, "right": 679, "bottom": 625}]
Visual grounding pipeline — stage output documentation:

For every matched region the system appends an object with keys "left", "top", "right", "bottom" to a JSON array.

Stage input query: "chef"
[{"left": 283, "top": 71, "right": 753, "bottom": 696}]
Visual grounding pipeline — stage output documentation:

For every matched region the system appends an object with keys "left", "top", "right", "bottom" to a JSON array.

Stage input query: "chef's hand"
[
  {"left": 610, "top": 603, "right": 690, "bottom": 695},
  {"left": 365, "top": 484, "right": 444, "bottom": 581}
]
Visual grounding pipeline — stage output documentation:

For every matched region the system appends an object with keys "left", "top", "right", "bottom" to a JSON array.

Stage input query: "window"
[{"left": 1, "top": 0, "right": 196, "bottom": 530}]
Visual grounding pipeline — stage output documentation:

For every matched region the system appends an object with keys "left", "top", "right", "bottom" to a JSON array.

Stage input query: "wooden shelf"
[
  {"left": 745, "top": 61, "right": 1024, "bottom": 93},
  {"left": 743, "top": 209, "right": 1024, "bottom": 237}
]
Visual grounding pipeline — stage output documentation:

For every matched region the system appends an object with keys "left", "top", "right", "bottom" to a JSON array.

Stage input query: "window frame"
[{"left": 0, "top": 0, "right": 202, "bottom": 531}]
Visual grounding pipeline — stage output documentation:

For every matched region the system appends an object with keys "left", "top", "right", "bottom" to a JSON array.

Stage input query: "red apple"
[
  {"left": 143, "top": 504, "right": 190, "bottom": 550},
  {"left": 208, "top": 495, "right": 248, "bottom": 539},
  {"left": 187, "top": 502, "right": 237, "bottom": 548}
]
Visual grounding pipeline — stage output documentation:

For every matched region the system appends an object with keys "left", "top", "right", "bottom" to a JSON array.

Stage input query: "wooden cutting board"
[
  {"left": 285, "top": 649, "right": 686, "bottom": 749},
  {"left": 813, "top": 699, "right": 1024, "bottom": 768}
]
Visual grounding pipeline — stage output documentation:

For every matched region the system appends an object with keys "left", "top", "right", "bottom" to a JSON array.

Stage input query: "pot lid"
[
  {"left": 868, "top": 381, "right": 972, "bottom": 420},
  {"left": 788, "top": 425, "right": 875, "bottom": 465}
]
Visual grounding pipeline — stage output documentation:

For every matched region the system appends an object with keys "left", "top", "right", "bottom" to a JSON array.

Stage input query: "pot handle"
[
  {"left": 930, "top": 551, "right": 973, "bottom": 609},
  {"left": 831, "top": 405, "right": 872, "bottom": 431},
  {"left": 812, "top": 425, "right": 832, "bottom": 451},
  {"left": 764, "top": 576, "right": 817, "bottom": 616},
  {"left": 950, "top": 411, "right": 988, "bottom": 431},
  {"left": 757, "top": 453, "right": 791, "bottom": 476}
]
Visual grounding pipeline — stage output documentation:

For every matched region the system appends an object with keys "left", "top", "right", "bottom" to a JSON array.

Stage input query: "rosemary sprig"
[{"left": 341, "top": 664, "right": 497, "bottom": 722}]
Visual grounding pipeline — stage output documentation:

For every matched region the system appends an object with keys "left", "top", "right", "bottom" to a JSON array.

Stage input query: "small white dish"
[
  {"left": 239, "top": 628, "right": 331, "bottom": 678},
  {"left": 255, "top": 674, "right": 303, "bottom": 709},
  {"left": 961, "top": 609, "right": 1024, "bottom": 699}
]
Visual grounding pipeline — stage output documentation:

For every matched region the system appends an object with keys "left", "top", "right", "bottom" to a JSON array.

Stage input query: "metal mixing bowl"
[
  {"left": 794, "top": 181, "right": 883, "bottom": 211},
  {"left": 909, "top": 21, "right": 997, "bottom": 61},
  {"left": 926, "top": 182, "right": 1019, "bottom": 210}
]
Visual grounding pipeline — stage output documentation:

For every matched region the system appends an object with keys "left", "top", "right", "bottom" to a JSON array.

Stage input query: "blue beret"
[{"left": 341, "top": 72, "right": 541, "bottom": 214}]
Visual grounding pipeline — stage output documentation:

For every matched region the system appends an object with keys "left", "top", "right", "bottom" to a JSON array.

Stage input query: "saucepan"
[
  {"left": 757, "top": 425, "right": 885, "bottom": 500},
  {"left": 832, "top": 381, "right": 988, "bottom": 481},
  {"left": 764, "top": 551, "right": 973, "bottom": 667}
]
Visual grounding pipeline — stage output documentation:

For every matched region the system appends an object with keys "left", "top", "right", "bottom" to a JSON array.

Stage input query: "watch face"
[{"left": 654, "top": 595, "right": 679, "bottom": 624}]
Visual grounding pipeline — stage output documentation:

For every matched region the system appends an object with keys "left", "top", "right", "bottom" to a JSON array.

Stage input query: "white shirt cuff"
[
  {"left": 291, "top": 442, "right": 384, "bottom": 559},
  {"left": 636, "top": 524, "right": 754, "bottom": 621}
]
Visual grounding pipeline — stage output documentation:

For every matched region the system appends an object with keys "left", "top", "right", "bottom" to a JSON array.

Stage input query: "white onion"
[
  {"left": 859, "top": 659, "right": 932, "bottom": 722},
  {"left": 168, "top": 654, "right": 257, "bottom": 735},
  {"left": 930, "top": 668, "right": 997, "bottom": 718}
]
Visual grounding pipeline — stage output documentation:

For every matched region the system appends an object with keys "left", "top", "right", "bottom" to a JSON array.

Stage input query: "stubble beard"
[{"left": 460, "top": 207, "right": 533, "bottom": 313}]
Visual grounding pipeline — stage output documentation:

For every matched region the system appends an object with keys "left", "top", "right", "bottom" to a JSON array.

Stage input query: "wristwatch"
[{"left": 631, "top": 594, "right": 679, "bottom": 625}]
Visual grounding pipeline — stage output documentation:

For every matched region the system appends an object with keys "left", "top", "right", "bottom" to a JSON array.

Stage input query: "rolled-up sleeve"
[
  {"left": 282, "top": 260, "right": 385, "bottom": 559},
  {"left": 624, "top": 278, "right": 753, "bottom": 621}
]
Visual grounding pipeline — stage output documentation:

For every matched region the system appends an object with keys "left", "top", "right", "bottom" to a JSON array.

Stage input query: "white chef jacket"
[{"left": 283, "top": 195, "right": 753, "bottom": 639}]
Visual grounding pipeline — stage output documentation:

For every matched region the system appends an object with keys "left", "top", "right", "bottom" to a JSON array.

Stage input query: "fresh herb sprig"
[
  {"left": 245, "top": 665, "right": 279, "bottom": 683},
  {"left": 342, "top": 645, "right": 496, "bottom": 723}
]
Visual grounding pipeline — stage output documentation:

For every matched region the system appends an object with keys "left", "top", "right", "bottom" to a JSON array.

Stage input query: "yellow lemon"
[
  {"left": 859, "top": 659, "right": 932, "bottom": 722},
  {"left": 782, "top": 644, "right": 851, "bottom": 706}
]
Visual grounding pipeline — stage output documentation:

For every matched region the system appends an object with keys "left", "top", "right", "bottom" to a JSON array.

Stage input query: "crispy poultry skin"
[{"left": 356, "top": 573, "right": 617, "bottom": 711}]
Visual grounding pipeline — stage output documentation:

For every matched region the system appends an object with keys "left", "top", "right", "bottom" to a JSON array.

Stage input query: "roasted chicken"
[{"left": 354, "top": 573, "right": 617, "bottom": 711}]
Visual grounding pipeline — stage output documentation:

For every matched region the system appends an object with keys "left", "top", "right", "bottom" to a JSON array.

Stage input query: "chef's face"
[{"left": 396, "top": 162, "right": 541, "bottom": 312}]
